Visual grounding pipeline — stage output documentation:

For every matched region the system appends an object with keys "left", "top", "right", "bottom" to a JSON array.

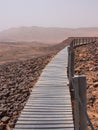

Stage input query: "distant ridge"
[{"left": 0, "top": 26, "right": 98, "bottom": 43}]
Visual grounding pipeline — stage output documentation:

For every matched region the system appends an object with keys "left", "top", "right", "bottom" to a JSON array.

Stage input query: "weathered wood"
[
  {"left": 21, "top": 111, "right": 72, "bottom": 115},
  {"left": 19, "top": 114, "right": 73, "bottom": 118},
  {"left": 16, "top": 120, "right": 73, "bottom": 124},
  {"left": 15, "top": 124, "right": 74, "bottom": 129},
  {"left": 67, "top": 46, "right": 74, "bottom": 91},
  {"left": 72, "top": 75, "right": 87, "bottom": 130},
  {"left": 78, "top": 76, "right": 87, "bottom": 130},
  {"left": 24, "top": 106, "right": 72, "bottom": 110},
  {"left": 14, "top": 128, "right": 74, "bottom": 130},
  {"left": 71, "top": 37, "right": 96, "bottom": 48},
  {"left": 25, "top": 103, "right": 71, "bottom": 106},
  {"left": 72, "top": 76, "right": 79, "bottom": 130},
  {"left": 23, "top": 109, "right": 72, "bottom": 112},
  {"left": 14, "top": 47, "right": 74, "bottom": 130},
  {"left": 18, "top": 118, "right": 73, "bottom": 121}
]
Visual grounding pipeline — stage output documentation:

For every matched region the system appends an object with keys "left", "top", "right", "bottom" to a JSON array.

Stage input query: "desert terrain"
[
  {"left": 74, "top": 40, "right": 98, "bottom": 130},
  {"left": 0, "top": 40, "right": 68, "bottom": 130},
  {"left": 0, "top": 42, "right": 58, "bottom": 64},
  {"left": 0, "top": 26, "right": 98, "bottom": 43},
  {"left": 0, "top": 26, "right": 98, "bottom": 130}
]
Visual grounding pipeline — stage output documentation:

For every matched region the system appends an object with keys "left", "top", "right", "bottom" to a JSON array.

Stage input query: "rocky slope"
[
  {"left": 0, "top": 54, "right": 54, "bottom": 130},
  {"left": 0, "top": 40, "right": 68, "bottom": 130},
  {"left": 74, "top": 41, "right": 98, "bottom": 130}
]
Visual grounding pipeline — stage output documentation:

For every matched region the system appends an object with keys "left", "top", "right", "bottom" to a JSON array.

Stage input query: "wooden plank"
[
  {"left": 23, "top": 109, "right": 72, "bottom": 112},
  {"left": 24, "top": 106, "right": 72, "bottom": 109},
  {"left": 17, "top": 120, "right": 73, "bottom": 124},
  {"left": 29, "top": 96, "right": 71, "bottom": 98},
  {"left": 28, "top": 100, "right": 71, "bottom": 102},
  {"left": 14, "top": 128, "right": 74, "bottom": 130},
  {"left": 14, "top": 47, "right": 74, "bottom": 130},
  {"left": 19, "top": 114, "right": 73, "bottom": 118},
  {"left": 27, "top": 100, "right": 71, "bottom": 102},
  {"left": 28, "top": 97, "right": 69, "bottom": 99},
  {"left": 18, "top": 117, "right": 73, "bottom": 121},
  {"left": 21, "top": 111, "right": 72, "bottom": 115},
  {"left": 26, "top": 104, "right": 72, "bottom": 106},
  {"left": 15, "top": 124, "right": 74, "bottom": 129}
]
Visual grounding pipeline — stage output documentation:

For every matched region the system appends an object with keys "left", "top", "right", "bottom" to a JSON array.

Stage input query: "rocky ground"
[
  {"left": 0, "top": 40, "right": 68, "bottom": 130},
  {"left": 74, "top": 41, "right": 98, "bottom": 130},
  {"left": 0, "top": 54, "right": 55, "bottom": 130},
  {"left": 0, "top": 42, "right": 57, "bottom": 64}
]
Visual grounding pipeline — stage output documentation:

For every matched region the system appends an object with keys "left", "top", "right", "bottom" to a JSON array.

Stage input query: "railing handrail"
[
  {"left": 70, "top": 37, "right": 96, "bottom": 47},
  {"left": 67, "top": 37, "right": 96, "bottom": 130}
]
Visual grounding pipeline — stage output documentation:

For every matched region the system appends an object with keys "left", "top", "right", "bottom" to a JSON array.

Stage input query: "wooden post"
[
  {"left": 80, "top": 39, "right": 81, "bottom": 45},
  {"left": 87, "top": 38, "right": 88, "bottom": 44},
  {"left": 92, "top": 37, "right": 96, "bottom": 43},
  {"left": 76, "top": 39, "right": 78, "bottom": 46},
  {"left": 88, "top": 37, "right": 90, "bottom": 43},
  {"left": 74, "top": 39, "right": 75, "bottom": 46},
  {"left": 90, "top": 38, "right": 92, "bottom": 43},
  {"left": 83, "top": 38, "right": 85, "bottom": 45},
  {"left": 73, "top": 75, "right": 87, "bottom": 130},
  {"left": 67, "top": 46, "right": 74, "bottom": 91},
  {"left": 82, "top": 38, "right": 84, "bottom": 45},
  {"left": 71, "top": 47, "right": 74, "bottom": 78},
  {"left": 71, "top": 40, "right": 74, "bottom": 48},
  {"left": 79, "top": 75, "right": 87, "bottom": 130},
  {"left": 77, "top": 39, "right": 79, "bottom": 46},
  {"left": 95, "top": 37, "right": 96, "bottom": 43},
  {"left": 67, "top": 46, "right": 70, "bottom": 78},
  {"left": 73, "top": 39, "right": 75, "bottom": 47},
  {"left": 86, "top": 38, "right": 87, "bottom": 44},
  {"left": 75, "top": 38, "right": 77, "bottom": 46},
  {"left": 79, "top": 38, "right": 81, "bottom": 45},
  {"left": 72, "top": 76, "right": 79, "bottom": 130},
  {"left": 88, "top": 38, "right": 90, "bottom": 44},
  {"left": 85, "top": 38, "right": 86, "bottom": 45}
]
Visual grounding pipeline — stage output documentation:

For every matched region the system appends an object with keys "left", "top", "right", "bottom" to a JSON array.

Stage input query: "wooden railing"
[
  {"left": 67, "top": 37, "right": 96, "bottom": 130},
  {"left": 69, "top": 37, "right": 96, "bottom": 48}
]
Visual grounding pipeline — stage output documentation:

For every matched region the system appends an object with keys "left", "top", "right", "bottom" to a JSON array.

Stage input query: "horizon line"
[{"left": 0, "top": 25, "right": 98, "bottom": 32}]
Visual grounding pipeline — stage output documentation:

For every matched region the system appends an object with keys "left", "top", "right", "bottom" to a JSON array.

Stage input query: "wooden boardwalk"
[{"left": 14, "top": 47, "right": 74, "bottom": 130}]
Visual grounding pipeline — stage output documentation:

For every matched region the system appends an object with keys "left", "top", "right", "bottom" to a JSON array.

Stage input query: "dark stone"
[
  {"left": 93, "top": 82, "right": 98, "bottom": 88},
  {"left": 0, "top": 110, "right": 6, "bottom": 118},
  {"left": 1, "top": 116, "right": 10, "bottom": 123},
  {"left": 0, "top": 124, "right": 6, "bottom": 130},
  {"left": 87, "top": 95, "right": 96, "bottom": 105}
]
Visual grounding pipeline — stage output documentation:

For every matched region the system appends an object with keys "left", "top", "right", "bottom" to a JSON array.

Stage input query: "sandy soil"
[{"left": 0, "top": 42, "right": 57, "bottom": 64}]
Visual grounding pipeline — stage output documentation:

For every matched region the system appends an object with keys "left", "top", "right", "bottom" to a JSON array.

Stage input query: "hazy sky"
[{"left": 0, "top": 0, "right": 98, "bottom": 31}]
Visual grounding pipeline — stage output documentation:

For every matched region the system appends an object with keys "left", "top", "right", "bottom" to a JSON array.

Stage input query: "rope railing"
[{"left": 67, "top": 37, "right": 96, "bottom": 130}]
